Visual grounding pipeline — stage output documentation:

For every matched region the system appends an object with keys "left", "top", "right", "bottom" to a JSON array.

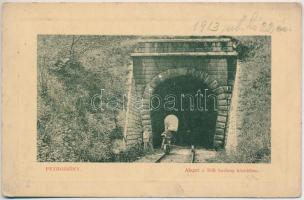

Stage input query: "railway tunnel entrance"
[
  {"left": 125, "top": 38, "right": 238, "bottom": 150},
  {"left": 150, "top": 75, "right": 218, "bottom": 149}
]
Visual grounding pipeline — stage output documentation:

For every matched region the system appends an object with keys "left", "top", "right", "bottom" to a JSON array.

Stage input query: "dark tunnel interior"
[{"left": 150, "top": 75, "right": 218, "bottom": 149}]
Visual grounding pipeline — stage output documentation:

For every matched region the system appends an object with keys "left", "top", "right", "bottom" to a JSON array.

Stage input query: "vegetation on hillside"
[
  {"left": 37, "top": 35, "right": 141, "bottom": 161},
  {"left": 208, "top": 36, "right": 271, "bottom": 163},
  {"left": 37, "top": 35, "right": 271, "bottom": 163}
]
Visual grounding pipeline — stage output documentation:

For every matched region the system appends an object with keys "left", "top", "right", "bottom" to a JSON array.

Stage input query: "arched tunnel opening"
[{"left": 150, "top": 75, "right": 218, "bottom": 149}]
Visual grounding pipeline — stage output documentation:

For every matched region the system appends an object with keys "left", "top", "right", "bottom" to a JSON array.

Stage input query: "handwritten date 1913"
[
  {"left": 193, "top": 12, "right": 290, "bottom": 34},
  {"left": 193, "top": 20, "right": 220, "bottom": 33}
]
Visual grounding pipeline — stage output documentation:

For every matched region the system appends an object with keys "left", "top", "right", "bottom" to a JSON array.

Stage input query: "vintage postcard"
[{"left": 2, "top": 3, "right": 301, "bottom": 197}]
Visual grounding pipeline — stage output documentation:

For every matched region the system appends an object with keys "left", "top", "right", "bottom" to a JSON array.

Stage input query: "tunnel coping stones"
[{"left": 126, "top": 38, "right": 238, "bottom": 150}]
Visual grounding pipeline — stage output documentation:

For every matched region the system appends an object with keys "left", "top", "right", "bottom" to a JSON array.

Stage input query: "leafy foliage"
[
  {"left": 208, "top": 36, "right": 271, "bottom": 163},
  {"left": 37, "top": 35, "right": 271, "bottom": 163},
  {"left": 37, "top": 35, "right": 140, "bottom": 162}
]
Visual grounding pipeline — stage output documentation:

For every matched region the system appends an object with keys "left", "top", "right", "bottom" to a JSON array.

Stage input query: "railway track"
[{"left": 155, "top": 145, "right": 196, "bottom": 163}]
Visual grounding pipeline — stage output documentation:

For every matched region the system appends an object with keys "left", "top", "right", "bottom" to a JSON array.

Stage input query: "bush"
[
  {"left": 112, "top": 144, "right": 144, "bottom": 162},
  {"left": 37, "top": 36, "right": 135, "bottom": 162},
  {"left": 209, "top": 36, "right": 271, "bottom": 163}
]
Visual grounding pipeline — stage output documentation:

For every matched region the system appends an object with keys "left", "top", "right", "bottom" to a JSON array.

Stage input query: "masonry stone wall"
[
  {"left": 124, "top": 38, "right": 238, "bottom": 149},
  {"left": 124, "top": 78, "right": 143, "bottom": 146},
  {"left": 133, "top": 57, "right": 232, "bottom": 95}
]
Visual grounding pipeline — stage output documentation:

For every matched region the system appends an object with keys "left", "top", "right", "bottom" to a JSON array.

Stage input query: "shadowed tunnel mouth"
[{"left": 150, "top": 75, "right": 218, "bottom": 149}]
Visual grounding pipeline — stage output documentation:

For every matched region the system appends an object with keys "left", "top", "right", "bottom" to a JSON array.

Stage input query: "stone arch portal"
[
  {"left": 124, "top": 38, "right": 238, "bottom": 150},
  {"left": 141, "top": 68, "right": 231, "bottom": 149}
]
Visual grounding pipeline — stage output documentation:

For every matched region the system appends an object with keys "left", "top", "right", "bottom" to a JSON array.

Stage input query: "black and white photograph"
[
  {"left": 37, "top": 35, "right": 271, "bottom": 163},
  {"left": 3, "top": 2, "right": 302, "bottom": 197}
]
